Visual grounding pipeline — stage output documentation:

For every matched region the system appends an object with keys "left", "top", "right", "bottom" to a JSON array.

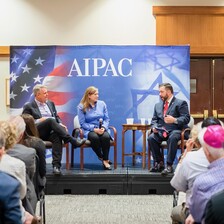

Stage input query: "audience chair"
[
  {"left": 33, "top": 154, "right": 46, "bottom": 224},
  {"left": 71, "top": 116, "right": 117, "bottom": 170},
  {"left": 44, "top": 141, "right": 70, "bottom": 170},
  {"left": 148, "top": 116, "right": 194, "bottom": 170}
]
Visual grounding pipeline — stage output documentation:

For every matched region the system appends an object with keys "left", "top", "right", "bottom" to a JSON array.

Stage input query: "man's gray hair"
[
  {"left": 33, "top": 84, "right": 47, "bottom": 96},
  {"left": 0, "top": 129, "right": 5, "bottom": 148}
]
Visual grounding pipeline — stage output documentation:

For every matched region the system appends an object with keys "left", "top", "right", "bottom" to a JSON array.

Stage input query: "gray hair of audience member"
[
  {"left": 198, "top": 125, "right": 224, "bottom": 161},
  {"left": 9, "top": 116, "right": 26, "bottom": 142},
  {"left": 0, "top": 121, "right": 17, "bottom": 150},
  {"left": 33, "top": 84, "right": 47, "bottom": 96},
  {"left": 0, "top": 129, "right": 5, "bottom": 148}
]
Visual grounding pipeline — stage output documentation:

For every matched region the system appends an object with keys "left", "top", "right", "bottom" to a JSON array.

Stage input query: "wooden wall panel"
[{"left": 153, "top": 6, "right": 224, "bottom": 55}]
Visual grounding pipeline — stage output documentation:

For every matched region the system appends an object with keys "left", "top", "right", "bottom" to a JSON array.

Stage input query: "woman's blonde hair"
[
  {"left": 0, "top": 121, "right": 17, "bottom": 151},
  {"left": 80, "top": 86, "right": 98, "bottom": 112}
]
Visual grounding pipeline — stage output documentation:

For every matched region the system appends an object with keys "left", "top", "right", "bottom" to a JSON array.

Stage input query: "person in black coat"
[
  {"left": 22, "top": 84, "right": 85, "bottom": 174},
  {"left": 204, "top": 189, "right": 224, "bottom": 224},
  {"left": 148, "top": 83, "right": 190, "bottom": 175},
  {"left": 0, "top": 129, "right": 22, "bottom": 224}
]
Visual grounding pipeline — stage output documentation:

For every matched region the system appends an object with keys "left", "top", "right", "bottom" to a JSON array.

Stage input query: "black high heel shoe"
[
  {"left": 103, "top": 161, "right": 112, "bottom": 170},
  {"left": 98, "top": 157, "right": 113, "bottom": 165},
  {"left": 103, "top": 164, "right": 112, "bottom": 170}
]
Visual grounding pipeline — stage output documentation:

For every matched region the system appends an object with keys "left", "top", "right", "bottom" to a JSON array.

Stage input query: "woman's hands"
[{"left": 94, "top": 127, "right": 105, "bottom": 135}]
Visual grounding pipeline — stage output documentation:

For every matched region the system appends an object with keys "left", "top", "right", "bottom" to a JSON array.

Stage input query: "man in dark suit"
[
  {"left": 204, "top": 189, "right": 224, "bottom": 224},
  {"left": 148, "top": 83, "right": 190, "bottom": 175},
  {"left": 0, "top": 129, "right": 22, "bottom": 224},
  {"left": 0, "top": 171, "right": 22, "bottom": 224},
  {"left": 22, "top": 84, "right": 85, "bottom": 175}
]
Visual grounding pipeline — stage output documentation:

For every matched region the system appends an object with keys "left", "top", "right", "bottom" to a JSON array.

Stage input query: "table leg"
[
  {"left": 132, "top": 130, "right": 136, "bottom": 166},
  {"left": 122, "top": 129, "right": 126, "bottom": 167},
  {"left": 142, "top": 130, "right": 146, "bottom": 169}
]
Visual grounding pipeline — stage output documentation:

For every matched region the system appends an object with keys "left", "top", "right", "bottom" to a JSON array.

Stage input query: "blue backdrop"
[{"left": 10, "top": 45, "right": 190, "bottom": 166}]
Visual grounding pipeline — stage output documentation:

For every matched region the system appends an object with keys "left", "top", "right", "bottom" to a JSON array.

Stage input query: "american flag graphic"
[{"left": 10, "top": 46, "right": 76, "bottom": 129}]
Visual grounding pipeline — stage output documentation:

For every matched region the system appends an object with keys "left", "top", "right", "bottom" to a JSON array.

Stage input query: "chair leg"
[
  {"left": 114, "top": 146, "right": 117, "bottom": 169},
  {"left": 148, "top": 142, "right": 151, "bottom": 170},
  {"left": 71, "top": 147, "right": 74, "bottom": 168},
  {"left": 65, "top": 143, "right": 70, "bottom": 170},
  {"left": 80, "top": 147, "right": 84, "bottom": 170},
  {"left": 39, "top": 195, "right": 46, "bottom": 224}
]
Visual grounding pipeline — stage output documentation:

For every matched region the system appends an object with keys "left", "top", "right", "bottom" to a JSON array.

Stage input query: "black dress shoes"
[
  {"left": 161, "top": 165, "right": 173, "bottom": 176},
  {"left": 149, "top": 161, "right": 164, "bottom": 173},
  {"left": 70, "top": 137, "right": 86, "bottom": 147},
  {"left": 53, "top": 166, "right": 61, "bottom": 175}
]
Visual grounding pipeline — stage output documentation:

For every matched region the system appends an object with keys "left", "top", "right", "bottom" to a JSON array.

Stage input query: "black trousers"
[
  {"left": 88, "top": 131, "right": 110, "bottom": 161},
  {"left": 148, "top": 130, "right": 182, "bottom": 165},
  {"left": 36, "top": 118, "right": 72, "bottom": 168}
]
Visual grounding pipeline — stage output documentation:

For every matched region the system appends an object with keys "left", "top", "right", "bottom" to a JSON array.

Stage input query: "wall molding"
[{"left": 0, "top": 46, "right": 10, "bottom": 57}]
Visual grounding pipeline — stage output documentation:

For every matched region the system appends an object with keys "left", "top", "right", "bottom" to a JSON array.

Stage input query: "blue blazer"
[
  {"left": 22, "top": 100, "right": 62, "bottom": 123},
  {"left": 151, "top": 97, "right": 190, "bottom": 132},
  {"left": 0, "top": 171, "right": 22, "bottom": 224}
]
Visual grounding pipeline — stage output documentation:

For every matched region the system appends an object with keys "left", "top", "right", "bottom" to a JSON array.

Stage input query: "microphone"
[{"left": 99, "top": 118, "right": 103, "bottom": 129}]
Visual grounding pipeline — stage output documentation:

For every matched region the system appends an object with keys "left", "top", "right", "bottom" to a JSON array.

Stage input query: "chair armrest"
[
  {"left": 180, "top": 127, "right": 191, "bottom": 150},
  {"left": 181, "top": 127, "right": 191, "bottom": 141},
  {"left": 147, "top": 128, "right": 153, "bottom": 137},
  {"left": 72, "top": 128, "right": 84, "bottom": 139},
  {"left": 109, "top": 126, "right": 117, "bottom": 142}
]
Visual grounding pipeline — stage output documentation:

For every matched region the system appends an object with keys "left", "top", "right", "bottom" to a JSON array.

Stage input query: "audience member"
[
  {"left": 186, "top": 125, "right": 224, "bottom": 224},
  {"left": 170, "top": 117, "right": 222, "bottom": 224},
  {"left": 148, "top": 83, "right": 190, "bottom": 175},
  {"left": 20, "top": 113, "right": 46, "bottom": 188},
  {"left": 0, "top": 171, "right": 22, "bottom": 224},
  {"left": 22, "top": 84, "right": 85, "bottom": 175},
  {"left": 0, "top": 120, "right": 35, "bottom": 224},
  {"left": 0, "top": 121, "right": 27, "bottom": 199},
  {"left": 77, "top": 86, "right": 112, "bottom": 170},
  {"left": 204, "top": 189, "right": 224, "bottom": 224},
  {"left": 7, "top": 116, "right": 37, "bottom": 216},
  {"left": 0, "top": 128, "right": 22, "bottom": 224}
]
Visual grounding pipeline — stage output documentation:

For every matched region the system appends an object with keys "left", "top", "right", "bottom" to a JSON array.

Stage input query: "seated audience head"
[
  {"left": 0, "top": 129, "right": 5, "bottom": 159},
  {"left": 9, "top": 116, "right": 26, "bottom": 143},
  {"left": 198, "top": 125, "right": 224, "bottom": 163},
  {"left": 0, "top": 121, "right": 17, "bottom": 151},
  {"left": 20, "top": 114, "right": 39, "bottom": 137},
  {"left": 201, "top": 117, "right": 222, "bottom": 128}
]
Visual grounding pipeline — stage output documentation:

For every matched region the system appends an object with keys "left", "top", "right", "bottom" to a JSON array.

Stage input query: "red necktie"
[
  {"left": 163, "top": 101, "right": 169, "bottom": 116},
  {"left": 163, "top": 101, "right": 169, "bottom": 138}
]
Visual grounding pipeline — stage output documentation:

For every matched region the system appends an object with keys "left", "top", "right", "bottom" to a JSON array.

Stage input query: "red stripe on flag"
[
  {"left": 48, "top": 62, "right": 71, "bottom": 77},
  {"left": 48, "top": 91, "right": 74, "bottom": 105}
]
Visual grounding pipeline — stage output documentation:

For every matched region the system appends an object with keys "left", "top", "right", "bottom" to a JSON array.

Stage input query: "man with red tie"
[{"left": 148, "top": 83, "right": 190, "bottom": 175}]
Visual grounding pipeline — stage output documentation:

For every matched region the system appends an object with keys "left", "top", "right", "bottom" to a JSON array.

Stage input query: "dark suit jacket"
[
  {"left": 204, "top": 190, "right": 224, "bottom": 224},
  {"left": 0, "top": 171, "right": 22, "bottom": 224},
  {"left": 22, "top": 100, "right": 62, "bottom": 123},
  {"left": 7, "top": 144, "right": 37, "bottom": 214},
  {"left": 151, "top": 97, "right": 190, "bottom": 132}
]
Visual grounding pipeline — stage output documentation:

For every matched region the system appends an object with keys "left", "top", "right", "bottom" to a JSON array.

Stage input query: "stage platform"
[{"left": 45, "top": 163, "right": 174, "bottom": 195}]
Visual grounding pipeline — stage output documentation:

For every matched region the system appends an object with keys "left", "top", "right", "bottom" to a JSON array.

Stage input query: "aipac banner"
[{"left": 10, "top": 45, "right": 190, "bottom": 166}]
